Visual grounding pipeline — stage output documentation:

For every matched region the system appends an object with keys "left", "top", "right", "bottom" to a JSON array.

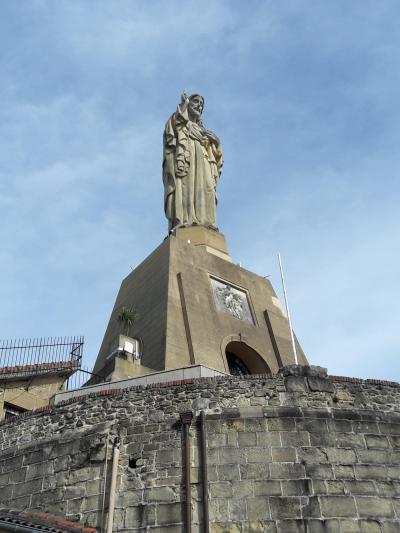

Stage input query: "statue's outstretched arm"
[{"left": 179, "top": 91, "right": 189, "bottom": 114}]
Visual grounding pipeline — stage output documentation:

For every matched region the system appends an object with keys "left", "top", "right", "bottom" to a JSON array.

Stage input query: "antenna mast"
[{"left": 278, "top": 252, "right": 298, "bottom": 365}]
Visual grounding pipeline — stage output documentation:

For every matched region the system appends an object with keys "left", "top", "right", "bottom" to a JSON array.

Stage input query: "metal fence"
[
  {"left": 65, "top": 364, "right": 94, "bottom": 390},
  {"left": 0, "top": 336, "right": 84, "bottom": 371}
]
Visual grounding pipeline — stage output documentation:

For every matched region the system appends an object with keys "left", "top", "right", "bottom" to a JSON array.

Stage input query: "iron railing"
[{"left": 0, "top": 336, "right": 84, "bottom": 375}]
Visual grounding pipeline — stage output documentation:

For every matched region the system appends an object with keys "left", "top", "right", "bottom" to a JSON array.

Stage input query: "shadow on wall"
[{"left": 225, "top": 341, "right": 271, "bottom": 375}]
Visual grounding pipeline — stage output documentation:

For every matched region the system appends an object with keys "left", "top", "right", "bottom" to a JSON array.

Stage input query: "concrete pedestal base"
[{"left": 93, "top": 229, "right": 307, "bottom": 382}]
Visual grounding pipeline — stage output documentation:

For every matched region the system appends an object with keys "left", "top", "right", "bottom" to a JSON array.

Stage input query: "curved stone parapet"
[{"left": 1, "top": 366, "right": 400, "bottom": 532}]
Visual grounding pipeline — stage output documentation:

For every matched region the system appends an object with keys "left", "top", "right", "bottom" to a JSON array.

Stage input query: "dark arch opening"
[{"left": 225, "top": 341, "right": 270, "bottom": 375}]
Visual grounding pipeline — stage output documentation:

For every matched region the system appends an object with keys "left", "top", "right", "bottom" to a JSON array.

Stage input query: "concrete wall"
[
  {"left": 93, "top": 235, "right": 307, "bottom": 383},
  {"left": 0, "top": 373, "right": 66, "bottom": 418},
  {"left": 1, "top": 366, "right": 400, "bottom": 532}
]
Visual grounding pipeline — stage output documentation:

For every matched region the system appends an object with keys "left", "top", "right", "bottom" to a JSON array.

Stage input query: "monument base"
[
  {"left": 173, "top": 226, "right": 232, "bottom": 262},
  {"left": 92, "top": 228, "right": 307, "bottom": 382}
]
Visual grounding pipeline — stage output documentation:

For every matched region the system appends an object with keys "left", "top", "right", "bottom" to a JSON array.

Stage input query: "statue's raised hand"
[{"left": 181, "top": 91, "right": 189, "bottom": 106}]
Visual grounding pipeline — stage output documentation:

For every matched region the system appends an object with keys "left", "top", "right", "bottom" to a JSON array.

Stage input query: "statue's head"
[{"left": 188, "top": 94, "right": 204, "bottom": 121}]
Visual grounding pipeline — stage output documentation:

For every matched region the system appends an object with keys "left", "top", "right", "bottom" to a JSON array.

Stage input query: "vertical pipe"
[
  {"left": 106, "top": 437, "right": 120, "bottom": 533},
  {"left": 200, "top": 411, "right": 209, "bottom": 533},
  {"left": 278, "top": 252, "right": 298, "bottom": 365},
  {"left": 101, "top": 432, "right": 110, "bottom": 533},
  {"left": 180, "top": 411, "right": 193, "bottom": 533}
]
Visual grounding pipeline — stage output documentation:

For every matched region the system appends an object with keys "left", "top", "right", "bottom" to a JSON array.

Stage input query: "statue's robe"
[{"left": 163, "top": 104, "right": 223, "bottom": 232}]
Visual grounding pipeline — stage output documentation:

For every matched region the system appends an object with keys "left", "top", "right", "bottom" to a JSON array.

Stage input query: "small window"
[{"left": 3, "top": 402, "right": 27, "bottom": 421}]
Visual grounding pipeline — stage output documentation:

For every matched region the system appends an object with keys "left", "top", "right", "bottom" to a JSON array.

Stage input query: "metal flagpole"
[{"left": 278, "top": 252, "right": 298, "bottom": 365}]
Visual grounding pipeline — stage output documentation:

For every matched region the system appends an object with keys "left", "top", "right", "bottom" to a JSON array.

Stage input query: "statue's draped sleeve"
[{"left": 162, "top": 105, "right": 190, "bottom": 226}]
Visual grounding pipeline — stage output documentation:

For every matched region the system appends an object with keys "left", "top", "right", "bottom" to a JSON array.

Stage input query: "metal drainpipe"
[
  {"left": 200, "top": 410, "right": 210, "bottom": 533},
  {"left": 180, "top": 411, "right": 193, "bottom": 533},
  {"left": 106, "top": 436, "right": 120, "bottom": 533},
  {"left": 101, "top": 431, "right": 110, "bottom": 533}
]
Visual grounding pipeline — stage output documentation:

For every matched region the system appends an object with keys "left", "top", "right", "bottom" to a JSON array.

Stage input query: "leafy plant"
[{"left": 117, "top": 306, "right": 138, "bottom": 337}]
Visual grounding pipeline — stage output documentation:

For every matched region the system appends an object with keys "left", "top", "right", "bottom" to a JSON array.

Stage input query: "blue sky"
[{"left": 1, "top": 1, "right": 399, "bottom": 380}]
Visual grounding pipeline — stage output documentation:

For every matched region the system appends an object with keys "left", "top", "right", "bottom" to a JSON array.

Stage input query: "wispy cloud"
[{"left": 0, "top": 1, "right": 399, "bottom": 379}]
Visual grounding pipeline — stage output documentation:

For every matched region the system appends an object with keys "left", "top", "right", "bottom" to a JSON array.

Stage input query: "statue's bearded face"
[{"left": 188, "top": 95, "right": 204, "bottom": 119}]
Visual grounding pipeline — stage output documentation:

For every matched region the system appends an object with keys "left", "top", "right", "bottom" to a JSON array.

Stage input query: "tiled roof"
[
  {"left": 0, "top": 360, "right": 80, "bottom": 377},
  {"left": 0, "top": 509, "right": 96, "bottom": 533}
]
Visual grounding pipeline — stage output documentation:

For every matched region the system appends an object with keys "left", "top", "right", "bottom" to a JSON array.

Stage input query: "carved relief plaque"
[{"left": 210, "top": 278, "right": 254, "bottom": 324}]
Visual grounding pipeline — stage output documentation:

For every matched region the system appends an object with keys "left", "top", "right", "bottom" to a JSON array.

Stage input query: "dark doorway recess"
[{"left": 225, "top": 341, "right": 270, "bottom": 375}]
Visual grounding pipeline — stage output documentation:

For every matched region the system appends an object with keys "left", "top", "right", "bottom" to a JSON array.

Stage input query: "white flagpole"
[{"left": 278, "top": 252, "right": 298, "bottom": 365}]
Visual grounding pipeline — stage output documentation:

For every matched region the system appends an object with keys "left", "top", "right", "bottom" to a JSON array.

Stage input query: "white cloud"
[{"left": 1, "top": 1, "right": 399, "bottom": 380}]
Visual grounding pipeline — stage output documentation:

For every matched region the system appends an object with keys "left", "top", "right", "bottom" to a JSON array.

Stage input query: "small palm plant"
[{"left": 117, "top": 306, "right": 138, "bottom": 337}]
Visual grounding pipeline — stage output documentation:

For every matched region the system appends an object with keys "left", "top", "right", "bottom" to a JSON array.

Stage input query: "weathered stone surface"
[{"left": 1, "top": 371, "right": 400, "bottom": 530}]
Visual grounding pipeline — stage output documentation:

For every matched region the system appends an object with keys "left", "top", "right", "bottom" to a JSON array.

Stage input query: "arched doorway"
[{"left": 225, "top": 341, "right": 270, "bottom": 375}]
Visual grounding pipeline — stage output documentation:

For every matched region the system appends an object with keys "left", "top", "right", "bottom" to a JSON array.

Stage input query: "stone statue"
[{"left": 163, "top": 92, "right": 223, "bottom": 233}]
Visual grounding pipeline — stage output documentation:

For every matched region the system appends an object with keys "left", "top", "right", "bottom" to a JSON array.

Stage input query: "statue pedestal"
[
  {"left": 92, "top": 231, "right": 307, "bottom": 382},
  {"left": 174, "top": 226, "right": 232, "bottom": 262}
]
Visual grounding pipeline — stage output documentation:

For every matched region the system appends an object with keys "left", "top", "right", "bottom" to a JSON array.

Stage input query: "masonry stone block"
[
  {"left": 125, "top": 503, "right": 156, "bottom": 527},
  {"left": 254, "top": 480, "right": 281, "bottom": 496},
  {"left": 309, "top": 432, "right": 336, "bottom": 447},
  {"left": 334, "top": 465, "right": 355, "bottom": 479},
  {"left": 12, "top": 478, "right": 42, "bottom": 498},
  {"left": 336, "top": 433, "right": 365, "bottom": 448},
  {"left": 382, "top": 522, "right": 400, "bottom": 532},
  {"left": 285, "top": 376, "right": 307, "bottom": 392},
  {"left": 242, "top": 521, "right": 277, "bottom": 532},
  {"left": 283, "top": 479, "right": 312, "bottom": 496},
  {"left": 247, "top": 496, "right": 271, "bottom": 520},
  {"left": 280, "top": 431, "right": 310, "bottom": 447},
  {"left": 269, "top": 497, "right": 303, "bottom": 518},
  {"left": 298, "top": 447, "right": 328, "bottom": 464},
  {"left": 209, "top": 498, "right": 230, "bottom": 522},
  {"left": 345, "top": 480, "right": 376, "bottom": 495},
  {"left": 307, "top": 377, "right": 334, "bottom": 393},
  {"left": 65, "top": 482, "right": 87, "bottom": 499},
  {"left": 209, "top": 481, "right": 234, "bottom": 498},
  {"left": 146, "top": 486, "right": 177, "bottom": 502},
  {"left": 326, "top": 447, "right": 357, "bottom": 465},
  {"left": 271, "top": 447, "right": 297, "bottom": 462},
  {"left": 1, "top": 454, "right": 23, "bottom": 472},
  {"left": 276, "top": 519, "right": 307, "bottom": 533},
  {"left": 356, "top": 497, "right": 394, "bottom": 518},
  {"left": 210, "top": 523, "right": 241, "bottom": 533},
  {"left": 320, "top": 495, "right": 357, "bottom": 517},
  {"left": 238, "top": 431, "right": 257, "bottom": 446},
  {"left": 26, "top": 461, "right": 53, "bottom": 480},
  {"left": 365, "top": 435, "right": 389, "bottom": 449},
  {"left": 268, "top": 418, "right": 296, "bottom": 431},
  {"left": 240, "top": 462, "right": 270, "bottom": 480},
  {"left": 302, "top": 495, "right": 321, "bottom": 518},
  {"left": 305, "top": 464, "right": 334, "bottom": 480},
  {"left": 325, "top": 480, "right": 346, "bottom": 495},
  {"left": 156, "top": 502, "right": 184, "bottom": 525},
  {"left": 231, "top": 480, "right": 253, "bottom": 498},
  {"left": 337, "top": 520, "right": 362, "bottom": 532},
  {"left": 387, "top": 466, "right": 400, "bottom": 480},
  {"left": 229, "top": 498, "right": 247, "bottom": 520},
  {"left": 305, "top": 520, "right": 341, "bottom": 533},
  {"left": 0, "top": 483, "right": 12, "bottom": 502},
  {"left": 217, "top": 463, "right": 240, "bottom": 481}
]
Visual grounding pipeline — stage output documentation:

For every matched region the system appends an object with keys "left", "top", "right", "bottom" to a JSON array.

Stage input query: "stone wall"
[{"left": 1, "top": 366, "right": 400, "bottom": 532}]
